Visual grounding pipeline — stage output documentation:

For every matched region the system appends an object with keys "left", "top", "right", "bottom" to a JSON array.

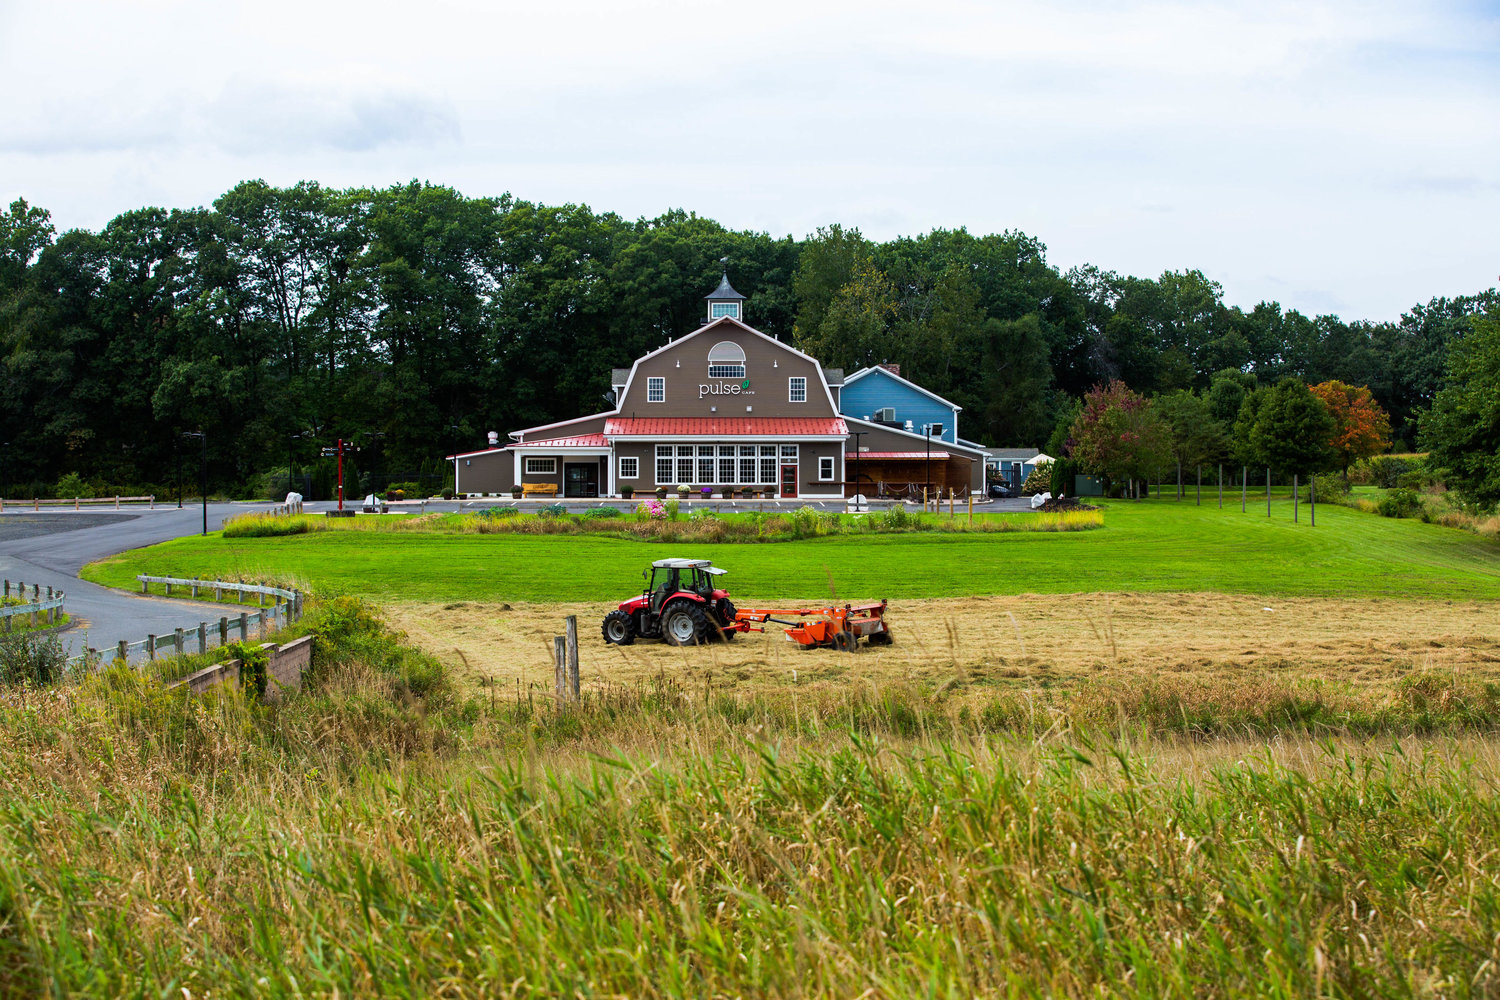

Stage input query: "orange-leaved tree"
[{"left": 1309, "top": 380, "right": 1391, "bottom": 479}]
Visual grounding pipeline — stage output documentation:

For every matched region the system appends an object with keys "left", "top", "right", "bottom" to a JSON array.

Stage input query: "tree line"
[{"left": 0, "top": 183, "right": 1495, "bottom": 501}]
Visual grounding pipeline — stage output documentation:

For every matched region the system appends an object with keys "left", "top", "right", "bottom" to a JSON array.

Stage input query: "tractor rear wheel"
[
  {"left": 662, "top": 602, "right": 708, "bottom": 646},
  {"left": 601, "top": 610, "right": 636, "bottom": 645},
  {"left": 713, "top": 598, "right": 738, "bottom": 642}
]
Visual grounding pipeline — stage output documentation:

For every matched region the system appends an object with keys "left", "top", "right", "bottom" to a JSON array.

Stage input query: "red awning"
[
  {"left": 512, "top": 434, "right": 608, "bottom": 448},
  {"left": 605, "top": 417, "right": 847, "bottom": 436},
  {"left": 847, "top": 451, "right": 951, "bottom": 460}
]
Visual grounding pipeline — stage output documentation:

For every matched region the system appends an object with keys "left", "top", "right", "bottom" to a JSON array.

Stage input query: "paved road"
[{"left": 0, "top": 502, "right": 278, "bottom": 659}]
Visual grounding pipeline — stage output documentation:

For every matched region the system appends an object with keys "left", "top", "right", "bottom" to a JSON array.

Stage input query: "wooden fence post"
[
  {"left": 219, "top": 617, "right": 228, "bottom": 646},
  {"left": 147, "top": 635, "right": 156, "bottom": 661},
  {"left": 1294, "top": 474, "right": 1299, "bottom": 523},
  {"left": 238, "top": 613, "right": 248, "bottom": 642},
  {"left": 117, "top": 640, "right": 127, "bottom": 663},
  {"left": 554, "top": 636, "right": 567, "bottom": 705},
  {"left": 566, "top": 615, "right": 580, "bottom": 701},
  {"left": 197, "top": 622, "right": 207, "bottom": 655},
  {"left": 174, "top": 628, "right": 184, "bottom": 656}
]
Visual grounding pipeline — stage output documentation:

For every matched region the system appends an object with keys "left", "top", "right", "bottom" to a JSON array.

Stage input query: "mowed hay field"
[{"left": 385, "top": 591, "right": 1500, "bottom": 721}]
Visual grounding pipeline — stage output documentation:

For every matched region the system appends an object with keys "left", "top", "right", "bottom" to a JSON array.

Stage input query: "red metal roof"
[
  {"left": 846, "top": 451, "right": 950, "bottom": 460},
  {"left": 513, "top": 433, "right": 608, "bottom": 448},
  {"left": 605, "top": 417, "right": 847, "bottom": 436}
]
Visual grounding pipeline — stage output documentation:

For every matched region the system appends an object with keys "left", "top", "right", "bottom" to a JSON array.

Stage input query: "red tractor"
[
  {"left": 601, "top": 558, "right": 739, "bottom": 646},
  {"left": 602, "top": 558, "right": 894, "bottom": 650}
]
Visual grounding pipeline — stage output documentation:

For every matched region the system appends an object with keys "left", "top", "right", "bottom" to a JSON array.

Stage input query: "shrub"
[
  {"left": 665, "top": 499, "right": 680, "bottom": 520},
  {"left": 222, "top": 513, "right": 323, "bottom": 538},
  {"left": 1378, "top": 488, "right": 1422, "bottom": 519},
  {"left": 637, "top": 500, "right": 667, "bottom": 521},
  {"left": 386, "top": 481, "right": 422, "bottom": 499},
  {"left": 536, "top": 504, "right": 568, "bottom": 518},
  {"left": 1303, "top": 473, "right": 1349, "bottom": 503},
  {"left": 581, "top": 506, "right": 623, "bottom": 520},
  {"left": 1022, "top": 461, "right": 1052, "bottom": 496},
  {"left": 53, "top": 472, "right": 92, "bottom": 499},
  {"left": 1367, "top": 457, "right": 1408, "bottom": 488},
  {"left": 881, "top": 503, "right": 913, "bottom": 530},
  {"left": 1396, "top": 471, "right": 1426, "bottom": 491},
  {"left": 0, "top": 633, "right": 70, "bottom": 686},
  {"left": 479, "top": 506, "right": 520, "bottom": 519}
]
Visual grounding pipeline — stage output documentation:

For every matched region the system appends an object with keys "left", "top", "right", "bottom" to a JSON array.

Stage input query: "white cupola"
[{"left": 704, "top": 260, "right": 746, "bottom": 323}]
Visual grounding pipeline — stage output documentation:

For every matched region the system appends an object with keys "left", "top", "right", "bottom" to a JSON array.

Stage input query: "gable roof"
[
  {"left": 843, "top": 365, "right": 963, "bottom": 412},
  {"left": 617, "top": 315, "right": 841, "bottom": 415},
  {"left": 843, "top": 415, "right": 988, "bottom": 458}
]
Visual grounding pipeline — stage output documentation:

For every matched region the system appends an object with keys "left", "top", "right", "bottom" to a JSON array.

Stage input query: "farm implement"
[{"left": 601, "top": 558, "right": 892, "bottom": 650}]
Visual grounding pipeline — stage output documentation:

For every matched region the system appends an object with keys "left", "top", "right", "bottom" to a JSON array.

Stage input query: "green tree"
[
  {"left": 1236, "top": 379, "right": 1337, "bottom": 477},
  {"left": 1068, "top": 381, "right": 1172, "bottom": 497},
  {"left": 1155, "top": 389, "right": 1228, "bottom": 488},
  {"left": 1420, "top": 310, "right": 1500, "bottom": 508}
]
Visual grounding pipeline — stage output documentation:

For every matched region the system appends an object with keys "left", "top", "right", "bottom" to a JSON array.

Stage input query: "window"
[
  {"left": 759, "top": 445, "right": 776, "bottom": 483},
  {"left": 718, "top": 445, "right": 736, "bottom": 483},
  {"left": 524, "top": 457, "right": 555, "bottom": 475},
  {"left": 655, "top": 445, "right": 673, "bottom": 484},
  {"left": 618, "top": 456, "right": 638, "bottom": 480},
  {"left": 707, "top": 341, "right": 746, "bottom": 379},
  {"left": 698, "top": 445, "right": 715, "bottom": 483},
  {"left": 738, "top": 446, "right": 757, "bottom": 483},
  {"left": 781, "top": 445, "right": 798, "bottom": 458},
  {"left": 819, "top": 456, "right": 835, "bottom": 481},
  {"left": 710, "top": 302, "right": 740, "bottom": 320},
  {"left": 788, "top": 377, "right": 806, "bottom": 403},
  {"left": 677, "top": 445, "right": 695, "bottom": 484},
  {"left": 647, "top": 377, "right": 665, "bottom": 403}
]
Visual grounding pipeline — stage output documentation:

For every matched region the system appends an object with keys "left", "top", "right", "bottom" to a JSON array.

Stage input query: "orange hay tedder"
[{"left": 602, "top": 558, "right": 893, "bottom": 650}]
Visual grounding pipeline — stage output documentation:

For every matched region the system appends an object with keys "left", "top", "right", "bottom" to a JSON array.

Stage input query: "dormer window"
[
  {"left": 707, "top": 341, "right": 746, "bottom": 379},
  {"left": 709, "top": 301, "right": 740, "bottom": 320}
]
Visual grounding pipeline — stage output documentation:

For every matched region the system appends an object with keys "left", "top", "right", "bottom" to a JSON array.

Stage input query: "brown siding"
[
  {"left": 617, "top": 324, "right": 836, "bottom": 419},
  {"left": 457, "top": 451, "right": 514, "bottom": 494}
]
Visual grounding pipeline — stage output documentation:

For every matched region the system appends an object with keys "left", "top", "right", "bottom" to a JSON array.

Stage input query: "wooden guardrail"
[
  {"left": 0, "top": 580, "right": 65, "bottom": 631},
  {"left": 67, "top": 577, "right": 303, "bottom": 669},
  {"left": 0, "top": 495, "right": 155, "bottom": 512}
]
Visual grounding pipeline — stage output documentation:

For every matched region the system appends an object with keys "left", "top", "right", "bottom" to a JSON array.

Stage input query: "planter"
[
  {"left": 510, "top": 489, "right": 523, "bottom": 500},
  {"left": 655, "top": 489, "right": 667, "bottom": 500},
  {"left": 621, "top": 488, "right": 634, "bottom": 500},
  {"left": 721, "top": 488, "right": 734, "bottom": 499}
]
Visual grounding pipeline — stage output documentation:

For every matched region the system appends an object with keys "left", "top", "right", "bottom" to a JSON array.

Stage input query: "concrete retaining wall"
[{"left": 171, "top": 634, "right": 314, "bottom": 702}]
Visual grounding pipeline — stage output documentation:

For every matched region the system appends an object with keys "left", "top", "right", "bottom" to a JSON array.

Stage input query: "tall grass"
[{"left": 2, "top": 602, "right": 1500, "bottom": 995}]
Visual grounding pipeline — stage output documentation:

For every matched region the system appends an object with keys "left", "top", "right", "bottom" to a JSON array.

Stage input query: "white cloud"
[{"left": 1, "top": 0, "right": 1497, "bottom": 320}]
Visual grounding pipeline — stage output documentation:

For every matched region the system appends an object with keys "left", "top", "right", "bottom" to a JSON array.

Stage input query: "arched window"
[{"left": 707, "top": 341, "right": 746, "bottom": 379}]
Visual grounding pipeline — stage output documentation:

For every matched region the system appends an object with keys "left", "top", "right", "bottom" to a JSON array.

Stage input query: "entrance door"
[
  {"left": 780, "top": 464, "right": 798, "bottom": 499},
  {"left": 564, "top": 463, "right": 598, "bottom": 498}
]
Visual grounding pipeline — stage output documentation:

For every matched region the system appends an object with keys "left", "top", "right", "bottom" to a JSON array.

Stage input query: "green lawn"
[{"left": 82, "top": 497, "right": 1500, "bottom": 602}]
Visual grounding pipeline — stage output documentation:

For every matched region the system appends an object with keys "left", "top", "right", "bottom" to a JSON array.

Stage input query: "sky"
[{"left": 2, "top": 0, "right": 1497, "bottom": 323}]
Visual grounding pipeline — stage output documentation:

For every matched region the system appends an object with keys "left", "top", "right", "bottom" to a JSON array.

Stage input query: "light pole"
[
  {"left": 182, "top": 431, "right": 206, "bottom": 535},
  {"left": 925, "top": 422, "right": 943, "bottom": 509}
]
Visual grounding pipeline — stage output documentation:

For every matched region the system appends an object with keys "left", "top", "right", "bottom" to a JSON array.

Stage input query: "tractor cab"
[{"left": 606, "top": 558, "right": 734, "bottom": 646}]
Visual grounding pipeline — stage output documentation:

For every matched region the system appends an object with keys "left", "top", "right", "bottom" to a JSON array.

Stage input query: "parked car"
[{"left": 987, "top": 482, "right": 1018, "bottom": 499}]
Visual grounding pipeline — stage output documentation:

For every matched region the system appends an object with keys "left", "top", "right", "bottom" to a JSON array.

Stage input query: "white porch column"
[{"left": 606, "top": 451, "right": 615, "bottom": 497}]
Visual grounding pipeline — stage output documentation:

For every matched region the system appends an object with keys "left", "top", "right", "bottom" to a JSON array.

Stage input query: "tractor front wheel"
[
  {"left": 602, "top": 610, "right": 636, "bottom": 645},
  {"left": 662, "top": 602, "right": 708, "bottom": 646}
]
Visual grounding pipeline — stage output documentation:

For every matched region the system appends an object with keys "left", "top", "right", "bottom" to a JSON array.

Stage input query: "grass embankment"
[
  {"left": 86, "top": 497, "right": 1500, "bottom": 603},
  {"left": 2, "top": 598, "right": 1498, "bottom": 996}
]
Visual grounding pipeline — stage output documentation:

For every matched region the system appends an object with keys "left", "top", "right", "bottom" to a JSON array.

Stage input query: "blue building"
[{"left": 839, "top": 365, "right": 963, "bottom": 444}]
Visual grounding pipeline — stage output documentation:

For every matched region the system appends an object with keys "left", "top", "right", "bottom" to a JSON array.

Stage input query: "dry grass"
[{"left": 385, "top": 592, "right": 1500, "bottom": 718}]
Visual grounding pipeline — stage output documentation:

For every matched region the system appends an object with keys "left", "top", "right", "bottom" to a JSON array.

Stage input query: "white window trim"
[
  {"left": 710, "top": 302, "right": 740, "bottom": 320},
  {"left": 524, "top": 457, "right": 556, "bottom": 475},
  {"left": 818, "top": 456, "right": 835, "bottom": 481},
  {"left": 647, "top": 377, "right": 665, "bottom": 403},
  {"left": 788, "top": 376, "right": 806, "bottom": 403},
  {"left": 618, "top": 456, "right": 639, "bottom": 480}
]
